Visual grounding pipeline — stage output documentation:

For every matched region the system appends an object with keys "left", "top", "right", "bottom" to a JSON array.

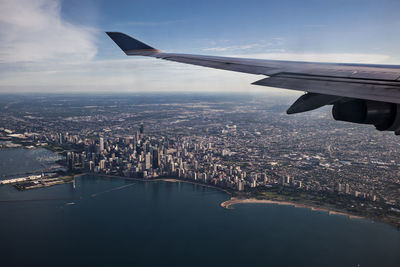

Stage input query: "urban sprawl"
[{"left": 0, "top": 94, "right": 399, "bottom": 227}]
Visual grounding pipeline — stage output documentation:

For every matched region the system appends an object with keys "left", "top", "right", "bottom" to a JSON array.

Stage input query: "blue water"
[
  {"left": 0, "top": 175, "right": 398, "bottom": 267},
  {"left": 0, "top": 148, "right": 63, "bottom": 178}
]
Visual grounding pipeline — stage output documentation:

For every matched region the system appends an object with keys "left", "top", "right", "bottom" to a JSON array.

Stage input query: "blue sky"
[{"left": 0, "top": 0, "right": 399, "bottom": 93}]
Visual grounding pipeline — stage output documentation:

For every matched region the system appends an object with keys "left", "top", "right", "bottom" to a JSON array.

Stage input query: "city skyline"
[{"left": 1, "top": 94, "right": 399, "bottom": 228}]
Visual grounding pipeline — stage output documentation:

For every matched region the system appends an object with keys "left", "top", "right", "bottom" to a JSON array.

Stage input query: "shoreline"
[
  {"left": 221, "top": 197, "right": 364, "bottom": 220},
  {"left": 74, "top": 173, "right": 400, "bottom": 229}
]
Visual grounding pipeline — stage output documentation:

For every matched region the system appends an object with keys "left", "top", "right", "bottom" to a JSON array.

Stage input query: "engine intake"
[{"left": 332, "top": 100, "right": 400, "bottom": 134}]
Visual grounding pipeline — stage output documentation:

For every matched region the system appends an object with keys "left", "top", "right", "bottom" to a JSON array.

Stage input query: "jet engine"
[{"left": 332, "top": 100, "right": 400, "bottom": 134}]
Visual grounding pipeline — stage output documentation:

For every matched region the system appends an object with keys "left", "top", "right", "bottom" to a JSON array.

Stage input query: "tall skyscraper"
[
  {"left": 135, "top": 130, "right": 140, "bottom": 142},
  {"left": 145, "top": 152, "right": 151, "bottom": 170},
  {"left": 99, "top": 137, "right": 104, "bottom": 152},
  {"left": 67, "top": 152, "right": 74, "bottom": 170},
  {"left": 152, "top": 149, "right": 160, "bottom": 168},
  {"left": 59, "top": 133, "right": 63, "bottom": 144}
]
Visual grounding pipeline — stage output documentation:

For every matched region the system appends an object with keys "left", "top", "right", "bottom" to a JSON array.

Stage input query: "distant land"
[{"left": 0, "top": 93, "right": 399, "bottom": 230}]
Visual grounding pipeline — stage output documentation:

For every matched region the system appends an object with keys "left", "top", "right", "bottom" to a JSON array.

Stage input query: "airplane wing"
[{"left": 106, "top": 32, "right": 400, "bottom": 135}]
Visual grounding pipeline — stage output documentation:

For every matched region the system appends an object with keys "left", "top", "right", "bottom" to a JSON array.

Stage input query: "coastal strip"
[
  {"left": 221, "top": 197, "right": 363, "bottom": 220},
  {"left": 74, "top": 175, "right": 364, "bottom": 221}
]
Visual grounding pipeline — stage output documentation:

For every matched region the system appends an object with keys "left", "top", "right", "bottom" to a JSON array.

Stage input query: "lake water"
[
  {"left": 0, "top": 148, "right": 63, "bottom": 178},
  {"left": 0, "top": 175, "right": 399, "bottom": 267}
]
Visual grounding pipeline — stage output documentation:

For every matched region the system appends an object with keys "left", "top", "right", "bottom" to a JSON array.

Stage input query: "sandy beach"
[{"left": 221, "top": 197, "right": 363, "bottom": 220}]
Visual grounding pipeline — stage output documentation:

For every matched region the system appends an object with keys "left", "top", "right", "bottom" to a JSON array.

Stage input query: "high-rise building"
[
  {"left": 169, "top": 161, "right": 175, "bottom": 174},
  {"left": 202, "top": 173, "right": 207, "bottom": 183},
  {"left": 345, "top": 184, "right": 350, "bottom": 194},
  {"left": 152, "top": 149, "right": 160, "bottom": 168},
  {"left": 99, "top": 137, "right": 104, "bottom": 152},
  {"left": 297, "top": 181, "right": 302, "bottom": 188},
  {"left": 337, "top": 183, "right": 343, "bottom": 193},
  {"left": 145, "top": 152, "right": 151, "bottom": 170},
  {"left": 67, "top": 152, "right": 74, "bottom": 170},
  {"left": 135, "top": 131, "right": 140, "bottom": 141},
  {"left": 89, "top": 161, "right": 94, "bottom": 171},
  {"left": 140, "top": 124, "right": 144, "bottom": 135},
  {"left": 262, "top": 173, "right": 269, "bottom": 183},
  {"left": 99, "top": 159, "right": 106, "bottom": 170},
  {"left": 238, "top": 180, "right": 244, "bottom": 191}
]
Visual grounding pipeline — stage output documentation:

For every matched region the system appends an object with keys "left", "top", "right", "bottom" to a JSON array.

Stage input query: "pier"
[
  {"left": 0, "top": 175, "right": 42, "bottom": 185},
  {"left": 1, "top": 173, "right": 73, "bottom": 190}
]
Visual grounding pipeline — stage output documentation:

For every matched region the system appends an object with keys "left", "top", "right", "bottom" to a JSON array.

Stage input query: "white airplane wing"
[{"left": 106, "top": 32, "right": 400, "bottom": 135}]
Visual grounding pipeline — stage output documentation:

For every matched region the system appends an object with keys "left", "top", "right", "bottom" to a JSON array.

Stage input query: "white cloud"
[
  {"left": 0, "top": 0, "right": 97, "bottom": 63},
  {"left": 0, "top": 1, "right": 397, "bottom": 94},
  {"left": 1, "top": 51, "right": 398, "bottom": 94},
  {"left": 0, "top": 58, "right": 277, "bottom": 94}
]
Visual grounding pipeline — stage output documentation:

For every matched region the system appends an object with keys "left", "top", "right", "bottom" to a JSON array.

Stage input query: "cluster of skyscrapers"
[{"left": 64, "top": 126, "right": 281, "bottom": 191}]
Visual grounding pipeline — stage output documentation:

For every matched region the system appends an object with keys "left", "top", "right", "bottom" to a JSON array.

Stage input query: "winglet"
[{"left": 106, "top": 32, "right": 160, "bottom": 56}]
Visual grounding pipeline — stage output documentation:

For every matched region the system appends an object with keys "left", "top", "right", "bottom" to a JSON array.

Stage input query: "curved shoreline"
[
  {"left": 221, "top": 197, "right": 364, "bottom": 220},
  {"left": 75, "top": 174, "right": 360, "bottom": 220},
  {"left": 73, "top": 173, "right": 398, "bottom": 228}
]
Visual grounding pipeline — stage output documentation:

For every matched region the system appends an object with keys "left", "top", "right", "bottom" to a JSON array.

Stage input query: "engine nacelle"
[{"left": 332, "top": 100, "right": 400, "bottom": 134}]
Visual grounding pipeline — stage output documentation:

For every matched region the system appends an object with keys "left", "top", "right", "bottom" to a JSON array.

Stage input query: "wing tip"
[{"left": 106, "top": 32, "right": 160, "bottom": 56}]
